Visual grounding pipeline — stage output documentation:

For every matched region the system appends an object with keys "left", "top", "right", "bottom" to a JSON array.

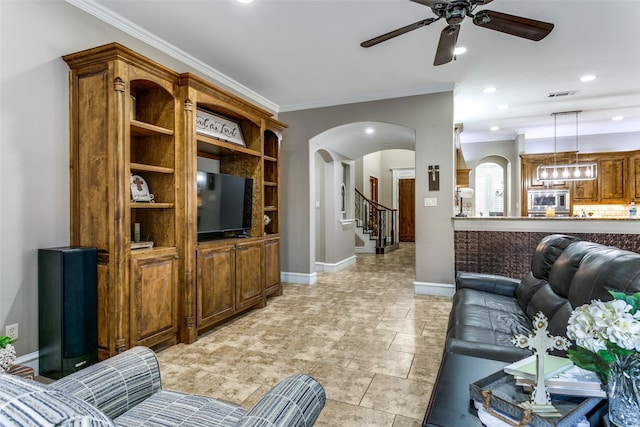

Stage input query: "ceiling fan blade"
[
  {"left": 411, "top": 0, "right": 450, "bottom": 9},
  {"left": 361, "top": 18, "right": 438, "bottom": 48},
  {"left": 473, "top": 10, "right": 554, "bottom": 41},
  {"left": 433, "top": 24, "right": 460, "bottom": 66}
]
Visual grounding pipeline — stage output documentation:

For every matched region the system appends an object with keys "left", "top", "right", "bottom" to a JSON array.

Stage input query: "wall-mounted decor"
[
  {"left": 428, "top": 165, "right": 440, "bottom": 191},
  {"left": 196, "top": 109, "right": 245, "bottom": 146}
]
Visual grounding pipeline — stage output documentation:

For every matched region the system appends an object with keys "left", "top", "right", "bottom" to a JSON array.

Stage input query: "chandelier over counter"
[{"left": 537, "top": 111, "right": 598, "bottom": 182}]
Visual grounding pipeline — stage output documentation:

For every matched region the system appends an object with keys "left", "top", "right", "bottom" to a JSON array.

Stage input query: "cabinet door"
[
  {"left": 573, "top": 179, "right": 597, "bottom": 202},
  {"left": 196, "top": 245, "right": 235, "bottom": 329},
  {"left": 264, "top": 238, "right": 281, "bottom": 297},
  {"left": 130, "top": 250, "right": 178, "bottom": 348},
  {"left": 235, "top": 241, "right": 264, "bottom": 310},
  {"left": 599, "top": 157, "right": 626, "bottom": 202},
  {"left": 634, "top": 157, "right": 640, "bottom": 200}
]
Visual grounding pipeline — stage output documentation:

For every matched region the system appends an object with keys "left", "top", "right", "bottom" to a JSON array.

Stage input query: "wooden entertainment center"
[{"left": 63, "top": 43, "right": 286, "bottom": 359}]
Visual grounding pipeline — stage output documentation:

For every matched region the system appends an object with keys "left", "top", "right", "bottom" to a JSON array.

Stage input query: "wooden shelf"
[
  {"left": 264, "top": 155, "right": 277, "bottom": 162},
  {"left": 196, "top": 133, "right": 261, "bottom": 158},
  {"left": 264, "top": 206, "right": 277, "bottom": 212},
  {"left": 264, "top": 181, "right": 277, "bottom": 187},
  {"left": 131, "top": 163, "right": 174, "bottom": 174},
  {"left": 131, "top": 120, "right": 174, "bottom": 136},
  {"left": 130, "top": 202, "right": 174, "bottom": 209}
]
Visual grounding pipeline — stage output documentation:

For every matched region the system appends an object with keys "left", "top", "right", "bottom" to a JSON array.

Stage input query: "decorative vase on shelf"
[
  {"left": 0, "top": 343, "right": 16, "bottom": 373},
  {"left": 607, "top": 354, "right": 640, "bottom": 427}
]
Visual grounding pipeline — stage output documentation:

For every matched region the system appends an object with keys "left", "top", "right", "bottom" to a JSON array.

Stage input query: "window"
[{"left": 475, "top": 162, "right": 504, "bottom": 217}]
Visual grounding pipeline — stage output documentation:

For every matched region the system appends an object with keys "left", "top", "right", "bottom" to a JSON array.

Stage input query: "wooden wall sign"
[{"left": 196, "top": 109, "right": 245, "bottom": 146}]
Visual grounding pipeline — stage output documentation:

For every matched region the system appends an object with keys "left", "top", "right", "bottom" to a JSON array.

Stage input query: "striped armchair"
[{"left": 0, "top": 346, "right": 325, "bottom": 426}]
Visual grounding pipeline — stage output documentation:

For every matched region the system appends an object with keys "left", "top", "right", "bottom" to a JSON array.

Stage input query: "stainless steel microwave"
[{"left": 528, "top": 189, "right": 570, "bottom": 215}]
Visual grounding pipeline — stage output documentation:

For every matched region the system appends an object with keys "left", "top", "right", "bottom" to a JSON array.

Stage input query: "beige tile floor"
[{"left": 157, "top": 243, "right": 452, "bottom": 426}]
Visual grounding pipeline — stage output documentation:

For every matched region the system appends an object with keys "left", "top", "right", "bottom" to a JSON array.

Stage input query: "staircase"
[{"left": 355, "top": 189, "right": 399, "bottom": 254}]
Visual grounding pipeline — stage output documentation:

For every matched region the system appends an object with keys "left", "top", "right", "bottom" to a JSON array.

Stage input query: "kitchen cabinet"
[
  {"left": 599, "top": 157, "right": 626, "bottom": 202},
  {"left": 522, "top": 151, "right": 639, "bottom": 214}
]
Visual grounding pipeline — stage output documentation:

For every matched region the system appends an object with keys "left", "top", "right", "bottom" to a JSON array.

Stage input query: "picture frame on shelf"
[
  {"left": 130, "top": 174, "right": 154, "bottom": 203},
  {"left": 196, "top": 109, "right": 245, "bottom": 147}
]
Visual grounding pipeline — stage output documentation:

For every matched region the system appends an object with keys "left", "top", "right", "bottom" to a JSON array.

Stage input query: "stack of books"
[{"left": 504, "top": 355, "right": 605, "bottom": 398}]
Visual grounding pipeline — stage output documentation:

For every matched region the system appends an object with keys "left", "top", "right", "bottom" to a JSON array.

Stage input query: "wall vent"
[{"left": 547, "top": 90, "right": 578, "bottom": 98}]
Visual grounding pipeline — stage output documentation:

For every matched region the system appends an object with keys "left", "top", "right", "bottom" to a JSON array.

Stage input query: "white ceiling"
[{"left": 75, "top": 0, "right": 640, "bottom": 145}]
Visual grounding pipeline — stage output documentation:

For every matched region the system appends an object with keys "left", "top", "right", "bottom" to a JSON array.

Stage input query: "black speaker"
[{"left": 38, "top": 246, "right": 98, "bottom": 379}]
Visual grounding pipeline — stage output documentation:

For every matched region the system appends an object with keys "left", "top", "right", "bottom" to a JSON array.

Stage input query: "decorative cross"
[
  {"left": 132, "top": 176, "right": 144, "bottom": 191},
  {"left": 511, "top": 312, "right": 570, "bottom": 410}
]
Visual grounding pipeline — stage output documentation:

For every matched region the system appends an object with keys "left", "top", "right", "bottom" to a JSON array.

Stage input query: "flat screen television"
[{"left": 197, "top": 171, "right": 253, "bottom": 239}]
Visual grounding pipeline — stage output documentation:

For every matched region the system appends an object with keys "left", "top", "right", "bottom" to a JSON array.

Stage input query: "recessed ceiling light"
[
  {"left": 498, "top": 104, "right": 509, "bottom": 110},
  {"left": 580, "top": 75, "right": 596, "bottom": 82},
  {"left": 237, "top": 0, "right": 253, "bottom": 3},
  {"left": 365, "top": 127, "right": 374, "bottom": 134},
  {"left": 483, "top": 87, "right": 496, "bottom": 94},
  {"left": 612, "top": 116, "right": 624, "bottom": 121},
  {"left": 490, "top": 126, "right": 499, "bottom": 131},
  {"left": 454, "top": 47, "right": 467, "bottom": 55}
]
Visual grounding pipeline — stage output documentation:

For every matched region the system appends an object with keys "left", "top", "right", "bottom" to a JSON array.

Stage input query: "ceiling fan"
[{"left": 361, "top": 0, "right": 554, "bottom": 66}]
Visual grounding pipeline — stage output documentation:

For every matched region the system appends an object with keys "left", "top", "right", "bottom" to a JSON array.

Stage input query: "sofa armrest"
[
  {"left": 456, "top": 272, "right": 520, "bottom": 297},
  {"left": 48, "top": 346, "right": 162, "bottom": 420},
  {"left": 239, "top": 374, "right": 326, "bottom": 427}
]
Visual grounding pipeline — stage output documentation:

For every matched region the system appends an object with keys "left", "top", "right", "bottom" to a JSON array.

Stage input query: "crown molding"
[
  {"left": 278, "top": 83, "right": 455, "bottom": 113},
  {"left": 65, "top": 0, "right": 279, "bottom": 113}
]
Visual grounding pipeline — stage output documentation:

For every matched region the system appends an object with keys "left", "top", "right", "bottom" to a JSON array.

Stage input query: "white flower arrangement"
[
  {"left": 566, "top": 291, "right": 640, "bottom": 383},
  {"left": 0, "top": 336, "right": 17, "bottom": 372}
]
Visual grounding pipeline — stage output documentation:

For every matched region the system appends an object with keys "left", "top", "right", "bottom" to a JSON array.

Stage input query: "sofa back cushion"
[
  {"left": 515, "top": 234, "right": 578, "bottom": 312},
  {"left": 0, "top": 373, "right": 114, "bottom": 426},
  {"left": 530, "top": 234, "right": 579, "bottom": 280},
  {"left": 568, "top": 246, "right": 640, "bottom": 307},
  {"left": 548, "top": 241, "right": 601, "bottom": 298}
]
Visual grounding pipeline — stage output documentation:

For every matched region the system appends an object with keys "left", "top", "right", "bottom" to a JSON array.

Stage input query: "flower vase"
[
  {"left": 607, "top": 354, "right": 640, "bottom": 427},
  {"left": 0, "top": 344, "right": 16, "bottom": 373}
]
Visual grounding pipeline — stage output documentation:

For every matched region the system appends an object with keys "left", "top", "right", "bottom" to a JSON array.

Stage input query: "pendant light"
[{"left": 537, "top": 111, "right": 597, "bottom": 182}]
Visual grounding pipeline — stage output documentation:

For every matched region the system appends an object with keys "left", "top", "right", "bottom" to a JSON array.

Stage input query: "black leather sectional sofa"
[
  {"left": 424, "top": 234, "right": 640, "bottom": 426},
  {"left": 446, "top": 233, "right": 640, "bottom": 363}
]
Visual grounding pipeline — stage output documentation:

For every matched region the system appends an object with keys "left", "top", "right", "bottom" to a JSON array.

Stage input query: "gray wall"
[{"left": 280, "top": 92, "right": 455, "bottom": 288}]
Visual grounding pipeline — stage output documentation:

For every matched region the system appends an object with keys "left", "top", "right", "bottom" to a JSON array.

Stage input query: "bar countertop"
[{"left": 452, "top": 216, "right": 640, "bottom": 233}]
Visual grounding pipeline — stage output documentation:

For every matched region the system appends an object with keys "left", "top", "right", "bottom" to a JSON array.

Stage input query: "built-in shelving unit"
[
  {"left": 64, "top": 43, "right": 181, "bottom": 359},
  {"left": 64, "top": 43, "right": 287, "bottom": 355}
]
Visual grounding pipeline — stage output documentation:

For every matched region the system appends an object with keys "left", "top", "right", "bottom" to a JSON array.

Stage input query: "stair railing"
[{"left": 355, "top": 188, "right": 398, "bottom": 251}]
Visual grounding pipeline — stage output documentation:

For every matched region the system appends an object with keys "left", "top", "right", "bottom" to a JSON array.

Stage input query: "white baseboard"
[
  {"left": 414, "top": 281, "right": 455, "bottom": 297},
  {"left": 281, "top": 271, "right": 318, "bottom": 285},
  {"left": 315, "top": 255, "right": 356, "bottom": 273},
  {"left": 14, "top": 350, "right": 39, "bottom": 375}
]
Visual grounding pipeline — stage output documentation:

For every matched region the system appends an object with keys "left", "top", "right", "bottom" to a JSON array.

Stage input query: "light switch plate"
[{"left": 424, "top": 197, "right": 437, "bottom": 207}]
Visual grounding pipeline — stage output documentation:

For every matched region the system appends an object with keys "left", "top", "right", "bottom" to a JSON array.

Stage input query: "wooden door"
[
  {"left": 235, "top": 241, "right": 264, "bottom": 310},
  {"left": 369, "top": 176, "right": 379, "bottom": 228},
  {"left": 399, "top": 178, "right": 415, "bottom": 242},
  {"left": 130, "top": 249, "right": 178, "bottom": 349},
  {"left": 196, "top": 244, "right": 236, "bottom": 330}
]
